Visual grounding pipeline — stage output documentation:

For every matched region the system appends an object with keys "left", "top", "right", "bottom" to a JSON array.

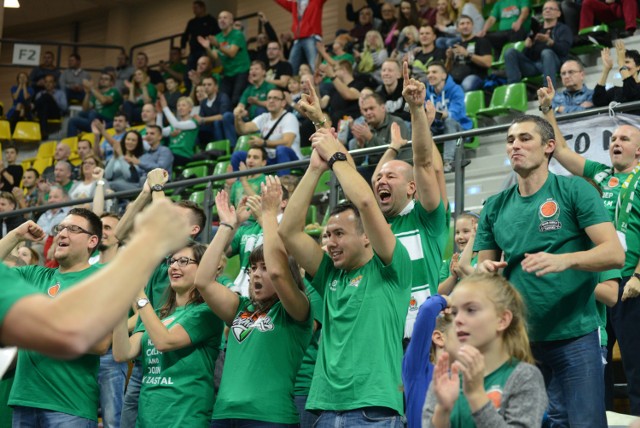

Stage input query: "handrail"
[{"left": 3, "top": 100, "right": 640, "bottom": 219}]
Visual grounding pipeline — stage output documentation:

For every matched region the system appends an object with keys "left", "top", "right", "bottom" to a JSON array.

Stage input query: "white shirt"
[{"left": 251, "top": 111, "right": 302, "bottom": 160}]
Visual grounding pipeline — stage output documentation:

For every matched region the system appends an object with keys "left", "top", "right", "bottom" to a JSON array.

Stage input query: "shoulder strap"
[{"left": 261, "top": 112, "right": 288, "bottom": 141}]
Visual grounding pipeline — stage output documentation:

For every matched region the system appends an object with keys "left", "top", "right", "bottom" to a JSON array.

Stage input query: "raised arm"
[
  {"left": 114, "top": 169, "right": 168, "bottom": 241},
  {"left": 312, "top": 128, "right": 397, "bottom": 264},
  {"left": 402, "top": 61, "right": 442, "bottom": 212},
  {"left": 0, "top": 221, "right": 45, "bottom": 260},
  {"left": 371, "top": 122, "right": 409, "bottom": 185},
  {"left": 278, "top": 150, "right": 327, "bottom": 277},
  {"left": 261, "top": 176, "right": 310, "bottom": 321},
  {"left": 194, "top": 190, "right": 241, "bottom": 324},
  {"left": 2, "top": 200, "right": 190, "bottom": 359},
  {"left": 538, "top": 76, "right": 586, "bottom": 176}
]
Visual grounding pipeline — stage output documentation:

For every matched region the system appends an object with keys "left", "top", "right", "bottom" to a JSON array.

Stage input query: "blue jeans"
[
  {"left": 504, "top": 48, "right": 561, "bottom": 89},
  {"left": 12, "top": 406, "right": 97, "bottom": 428},
  {"left": 231, "top": 147, "right": 299, "bottom": 176},
  {"left": 210, "top": 420, "right": 299, "bottom": 428},
  {"left": 222, "top": 112, "right": 239, "bottom": 147},
  {"left": 610, "top": 276, "right": 640, "bottom": 415},
  {"left": 435, "top": 35, "right": 462, "bottom": 49},
  {"left": 532, "top": 330, "right": 607, "bottom": 428},
  {"left": 119, "top": 361, "right": 142, "bottom": 428},
  {"left": 67, "top": 111, "right": 111, "bottom": 137},
  {"left": 432, "top": 117, "right": 463, "bottom": 162},
  {"left": 294, "top": 395, "right": 318, "bottom": 428},
  {"left": 460, "top": 74, "right": 484, "bottom": 92},
  {"left": 98, "top": 349, "right": 128, "bottom": 428},
  {"left": 289, "top": 37, "right": 319, "bottom": 74},
  {"left": 314, "top": 408, "right": 405, "bottom": 427}
]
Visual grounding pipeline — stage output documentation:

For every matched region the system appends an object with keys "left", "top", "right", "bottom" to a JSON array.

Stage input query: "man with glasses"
[
  {"left": 265, "top": 41, "right": 294, "bottom": 90},
  {"left": 551, "top": 59, "right": 594, "bottom": 114},
  {"left": 0, "top": 200, "right": 191, "bottom": 426},
  {"left": 504, "top": 0, "right": 572, "bottom": 89},
  {"left": 231, "top": 88, "right": 301, "bottom": 176}
]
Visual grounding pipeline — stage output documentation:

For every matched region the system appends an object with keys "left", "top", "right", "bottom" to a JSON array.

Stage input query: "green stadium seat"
[
  {"left": 477, "top": 83, "right": 528, "bottom": 117},
  {"left": 464, "top": 90, "right": 485, "bottom": 118}
]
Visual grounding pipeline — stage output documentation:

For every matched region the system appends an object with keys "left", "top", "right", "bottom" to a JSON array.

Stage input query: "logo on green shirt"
[
  {"left": 47, "top": 282, "right": 60, "bottom": 297},
  {"left": 231, "top": 311, "right": 274, "bottom": 343},
  {"left": 538, "top": 199, "right": 562, "bottom": 232}
]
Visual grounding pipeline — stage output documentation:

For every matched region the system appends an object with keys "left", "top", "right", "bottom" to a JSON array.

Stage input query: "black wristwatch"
[
  {"left": 151, "top": 184, "right": 164, "bottom": 192},
  {"left": 327, "top": 152, "right": 347, "bottom": 170},
  {"left": 633, "top": 272, "right": 640, "bottom": 281}
]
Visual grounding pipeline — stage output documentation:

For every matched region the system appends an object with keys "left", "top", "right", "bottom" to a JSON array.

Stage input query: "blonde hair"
[
  {"left": 364, "top": 30, "right": 384, "bottom": 52},
  {"left": 438, "top": 0, "right": 457, "bottom": 22},
  {"left": 177, "top": 96, "right": 194, "bottom": 109},
  {"left": 402, "top": 25, "right": 419, "bottom": 43},
  {"left": 457, "top": 273, "right": 534, "bottom": 364}
]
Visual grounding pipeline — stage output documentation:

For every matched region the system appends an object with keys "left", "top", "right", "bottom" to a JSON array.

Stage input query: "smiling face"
[
  {"left": 53, "top": 214, "right": 99, "bottom": 265},
  {"left": 454, "top": 216, "right": 476, "bottom": 251},
  {"left": 245, "top": 147, "right": 267, "bottom": 169},
  {"left": 176, "top": 99, "right": 192, "bottom": 118},
  {"left": 419, "top": 25, "right": 437, "bottom": 47},
  {"left": 168, "top": 247, "right": 199, "bottom": 292},
  {"left": 609, "top": 125, "right": 640, "bottom": 173},
  {"left": 401, "top": 0, "right": 412, "bottom": 18},
  {"left": 373, "top": 160, "right": 415, "bottom": 217},
  {"left": 427, "top": 64, "right": 447, "bottom": 89},
  {"left": 381, "top": 60, "right": 401, "bottom": 86},
  {"left": 100, "top": 215, "right": 119, "bottom": 251},
  {"left": 324, "top": 209, "right": 370, "bottom": 270},
  {"left": 124, "top": 132, "right": 141, "bottom": 154},
  {"left": 81, "top": 157, "right": 97, "bottom": 180}
]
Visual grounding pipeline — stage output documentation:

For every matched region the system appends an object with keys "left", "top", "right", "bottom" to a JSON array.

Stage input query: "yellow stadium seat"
[
  {"left": 129, "top": 125, "right": 145, "bottom": 133},
  {"left": 68, "top": 154, "right": 82, "bottom": 166},
  {"left": 21, "top": 159, "right": 32, "bottom": 170},
  {"left": 12, "top": 122, "right": 42, "bottom": 143},
  {"left": 37, "top": 140, "right": 57, "bottom": 159},
  {"left": 60, "top": 136, "right": 79, "bottom": 153},
  {"left": 0, "top": 120, "right": 12, "bottom": 141},
  {"left": 79, "top": 132, "right": 96, "bottom": 145},
  {"left": 32, "top": 157, "right": 52, "bottom": 174}
]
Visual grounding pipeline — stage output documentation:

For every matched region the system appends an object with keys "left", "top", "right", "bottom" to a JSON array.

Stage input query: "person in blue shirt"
[{"left": 551, "top": 59, "right": 594, "bottom": 114}]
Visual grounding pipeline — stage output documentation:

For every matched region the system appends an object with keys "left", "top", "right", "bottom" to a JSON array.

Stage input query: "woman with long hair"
[
  {"left": 104, "top": 130, "right": 145, "bottom": 191},
  {"left": 195, "top": 177, "right": 313, "bottom": 427},
  {"left": 112, "top": 242, "right": 224, "bottom": 427},
  {"left": 123, "top": 68, "right": 158, "bottom": 123}
]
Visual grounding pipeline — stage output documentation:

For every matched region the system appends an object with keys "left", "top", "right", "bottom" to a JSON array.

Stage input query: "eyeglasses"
[
  {"left": 560, "top": 70, "right": 580, "bottom": 76},
  {"left": 52, "top": 224, "right": 94, "bottom": 236},
  {"left": 266, "top": 96, "right": 284, "bottom": 101},
  {"left": 166, "top": 257, "right": 198, "bottom": 267}
]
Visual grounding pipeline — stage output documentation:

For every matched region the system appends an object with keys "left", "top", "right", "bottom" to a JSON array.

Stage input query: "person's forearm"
[
  {"left": 432, "top": 406, "right": 452, "bottom": 428},
  {"left": 112, "top": 317, "right": 136, "bottom": 362},
  {"left": 0, "top": 230, "right": 23, "bottom": 260},
  {"left": 202, "top": 114, "right": 223, "bottom": 123},
  {"left": 93, "top": 182, "right": 105, "bottom": 216},
  {"left": 280, "top": 168, "right": 323, "bottom": 237},
  {"left": 333, "top": 79, "right": 358, "bottom": 100},
  {"left": 412, "top": 106, "right": 434, "bottom": 166},
  {"left": 137, "top": 305, "right": 181, "bottom": 352},
  {"left": 82, "top": 93, "right": 91, "bottom": 111},
  {"left": 438, "top": 274, "right": 458, "bottom": 295},
  {"left": 265, "top": 136, "right": 292, "bottom": 148},
  {"left": 566, "top": 240, "right": 624, "bottom": 272},
  {"left": 114, "top": 189, "right": 152, "bottom": 241},
  {"left": 332, "top": 160, "right": 377, "bottom": 211},
  {"left": 598, "top": 67, "right": 612, "bottom": 86}
]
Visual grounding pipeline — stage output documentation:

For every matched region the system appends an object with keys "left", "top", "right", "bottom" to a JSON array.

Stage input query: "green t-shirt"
[
  {"left": 474, "top": 173, "right": 611, "bottom": 342},
  {"left": 134, "top": 83, "right": 158, "bottom": 106},
  {"left": 9, "top": 265, "right": 102, "bottom": 421},
  {"left": 583, "top": 159, "right": 640, "bottom": 276},
  {"left": 491, "top": 0, "right": 531, "bottom": 31},
  {"left": 389, "top": 199, "right": 446, "bottom": 338},
  {"left": 321, "top": 53, "right": 355, "bottom": 83},
  {"left": 215, "top": 29, "right": 251, "bottom": 77},
  {"left": 294, "top": 282, "right": 323, "bottom": 395},
  {"left": 307, "top": 241, "right": 412, "bottom": 414},
  {"left": 240, "top": 81, "right": 276, "bottom": 119},
  {"left": 229, "top": 220, "right": 264, "bottom": 296},
  {"left": 169, "top": 118, "right": 199, "bottom": 160},
  {"left": 91, "top": 87, "right": 122, "bottom": 120},
  {"left": 229, "top": 174, "right": 266, "bottom": 207},
  {"left": 0, "top": 263, "right": 38, "bottom": 327},
  {"left": 135, "top": 303, "right": 223, "bottom": 427},
  {"left": 449, "top": 359, "right": 519, "bottom": 427},
  {"left": 213, "top": 297, "right": 313, "bottom": 423},
  {"left": 163, "top": 62, "right": 188, "bottom": 81}
]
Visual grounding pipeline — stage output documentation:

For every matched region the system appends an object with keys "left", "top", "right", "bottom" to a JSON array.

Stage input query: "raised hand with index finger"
[
  {"left": 537, "top": 76, "right": 555, "bottom": 109},
  {"left": 402, "top": 61, "right": 427, "bottom": 109}
]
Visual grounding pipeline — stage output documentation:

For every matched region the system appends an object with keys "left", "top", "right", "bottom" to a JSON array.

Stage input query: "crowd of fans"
[{"left": 2, "top": 0, "right": 640, "bottom": 427}]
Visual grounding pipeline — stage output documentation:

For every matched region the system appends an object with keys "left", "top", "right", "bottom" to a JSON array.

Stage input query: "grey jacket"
[{"left": 422, "top": 361, "right": 547, "bottom": 428}]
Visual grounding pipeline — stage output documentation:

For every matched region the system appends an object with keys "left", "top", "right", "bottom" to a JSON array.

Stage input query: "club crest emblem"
[
  {"left": 607, "top": 176, "right": 619, "bottom": 188},
  {"left": 47, "top": 282, "right": 60, "bottom": 297},
  {"left": 538, "top": 199, "right": 562, "bottom": 232}
]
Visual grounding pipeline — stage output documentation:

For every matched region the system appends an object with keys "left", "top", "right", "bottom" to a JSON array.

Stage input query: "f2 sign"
[{"left": 12, "top": 44, "right": 41, "bottom": 66}]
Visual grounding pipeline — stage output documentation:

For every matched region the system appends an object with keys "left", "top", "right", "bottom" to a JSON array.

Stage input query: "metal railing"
[
  {"left": 3, "top": 100, "right": 640, "bottom": 242},
  {"left": 0, "top": 38, "right": 126, "bottom": 73}
]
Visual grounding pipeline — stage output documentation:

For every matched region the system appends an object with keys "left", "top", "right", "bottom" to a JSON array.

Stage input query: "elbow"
[
  {"left": 112, "top": 351, "right": 130, "bottom": 363},
  {"left": 49, "top": 330, "right": 95, "bottom": 359}
]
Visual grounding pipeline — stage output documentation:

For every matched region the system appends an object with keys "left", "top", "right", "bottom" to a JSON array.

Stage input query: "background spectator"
[
  {"left": 29, "top": 51, "right": 60, "bottom": 95},
  {"left": 0, "top": 144, "right": 24, "bottom": 192},
  {"left": 181, "top": 0, "right": 220, "bottom": 76},
  {"left": 33, "top": 74, "right": 67, "bottom": 140},
  {"left": 355, "top": 30, "right": 389, "bottom": 85},
  {"left": 59, "top": 53, "right": 92, "bottom": 104},
  {"left": 67, "top": 72, "right": 122, "bottom": 137},
  {"left": 552, "top": 59, "right": 594, "bottom": 114},
  {"left": 478, "top": 0, "right": 531, "bottom": 57},
  {"left": 7, "top": 72, "right": 34, "bottom": 133},
  {"left": 123, "top": 69, "right": 158, "bottom": 124},
  {"left": 594, "top": 40, "right": 640, "bottom": 107},
  {"left": 445, "top": 15, "right": 493, "bottom": 91}
]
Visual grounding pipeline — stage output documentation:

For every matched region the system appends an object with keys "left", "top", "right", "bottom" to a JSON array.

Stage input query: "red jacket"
[{"left": 274, "top": 0, "right": 327, "bottom": 40}]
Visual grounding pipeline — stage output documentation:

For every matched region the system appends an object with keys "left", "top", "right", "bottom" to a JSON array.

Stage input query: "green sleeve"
[
  {"left": 439, "top": 258, "right": 451, "bottom": 284},
  {"left": 582, "top": 159, "right": 609, "bottom": 180},
  {"left": 473, "top": 198, "right": 500, "bottom": 252},
  {"left": 178, "top": 304, "right": 224, "bottom": 345},
  {"left": 572, "top": 177, "right": 613, "bottom": 229},
  {"left": 310, "top": 254, "right": 333, "bottom": 297}
]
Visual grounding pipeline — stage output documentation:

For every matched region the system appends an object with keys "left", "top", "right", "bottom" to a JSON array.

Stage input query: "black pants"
[{"left": 34, "top": 93, "right": 62, "bottom": 138}]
